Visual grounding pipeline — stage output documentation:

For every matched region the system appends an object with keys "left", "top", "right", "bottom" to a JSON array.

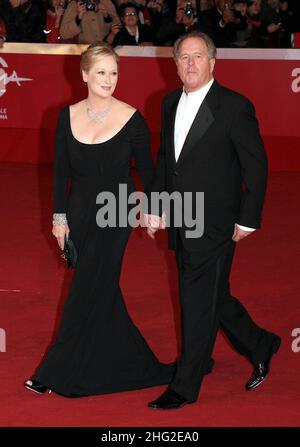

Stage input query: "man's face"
[
  {"left": 176, "top": 37, "right": 215, "bottom": 93},
  {"left": 247, "top": 0, "right": 261, "bottom": 15}
]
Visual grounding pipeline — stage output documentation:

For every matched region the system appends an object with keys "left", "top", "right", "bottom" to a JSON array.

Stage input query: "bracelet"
[{"left": 53, "top": 213, "right": 68, "bottom": 225}]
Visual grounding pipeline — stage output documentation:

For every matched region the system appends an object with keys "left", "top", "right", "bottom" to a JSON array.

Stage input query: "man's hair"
[
  {"left": 80, "top": 41, "right": 120, "bottom": 74},
  {"left": 173, "top": 31, "right": 217, "bottom": 61}
]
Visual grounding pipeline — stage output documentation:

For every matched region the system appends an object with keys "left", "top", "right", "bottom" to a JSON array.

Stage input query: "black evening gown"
[{"left": 33, "top": 107, "right": 174, "bottom": 397}]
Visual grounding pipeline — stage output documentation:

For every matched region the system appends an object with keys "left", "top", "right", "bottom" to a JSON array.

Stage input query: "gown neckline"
[{"left": 67, "top": 106, "right": 138, "bottom": 146}]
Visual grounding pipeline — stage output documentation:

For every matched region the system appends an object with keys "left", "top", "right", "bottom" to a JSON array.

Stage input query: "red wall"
[{"left": 1, "top": 48, "right": 300, "bottom": 170}]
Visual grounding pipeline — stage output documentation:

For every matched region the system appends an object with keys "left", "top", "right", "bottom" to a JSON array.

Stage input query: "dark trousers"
[{"left": 170, "top": 233, "right": 277, "bottom": 402}]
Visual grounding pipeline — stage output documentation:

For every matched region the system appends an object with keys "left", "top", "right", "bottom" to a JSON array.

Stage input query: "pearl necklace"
[{"left": 86, "top": 100, "right": 112, "bottom": 124}]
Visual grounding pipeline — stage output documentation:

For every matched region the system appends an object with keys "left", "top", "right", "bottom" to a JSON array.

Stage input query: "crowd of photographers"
[{"left": 0, "top": 0, "right": 299, "bottom": 49}]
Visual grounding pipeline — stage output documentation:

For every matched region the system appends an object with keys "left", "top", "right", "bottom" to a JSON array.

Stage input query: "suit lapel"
[
  {"left": 166, "top": 90, "right": 182, "bottom": 167},
  {"left": 176, "top": 80, "right": 220, "bottom": 166}
]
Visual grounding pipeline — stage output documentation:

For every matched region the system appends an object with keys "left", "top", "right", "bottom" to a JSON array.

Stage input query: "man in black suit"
[{"left": 145, "top": 31, "right": 281, "bottom": 410}]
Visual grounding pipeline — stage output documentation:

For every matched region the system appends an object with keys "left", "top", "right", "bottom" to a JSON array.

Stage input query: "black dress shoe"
[
  {"left": 245, "top": 335, "right": 281, "bottom": 391},
  {"left": 24, "top": 379, "right": 52, "bottom": 395},
  {"left": 148, "top": 387, "right": 195, "bottom": 410}
]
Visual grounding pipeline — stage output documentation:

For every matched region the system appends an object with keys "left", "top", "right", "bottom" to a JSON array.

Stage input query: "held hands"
[
  {"left": 144, "top": 213, "right": 166, "bottom": 239},
  {"left": 232, "top": 224, "right": 253, "bottom": 242},
  {"left": 52, "top": 224, "right": 70, "bottom": 250}
]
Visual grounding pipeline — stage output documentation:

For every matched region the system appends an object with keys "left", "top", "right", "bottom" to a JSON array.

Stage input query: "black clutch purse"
[{"left": 63, "top": 234, "right": 78, "bottom": 269}]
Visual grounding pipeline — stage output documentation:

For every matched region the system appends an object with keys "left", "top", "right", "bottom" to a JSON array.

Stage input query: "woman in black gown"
[{"left": 24, "top": 41, "right": 174, "bottom": 397}]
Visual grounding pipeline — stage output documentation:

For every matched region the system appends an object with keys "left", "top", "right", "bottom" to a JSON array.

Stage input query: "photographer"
[
  {"left": 198, "top": 0, "right": 240, "bottom": 47},
  {"left": 110, "top": 2, "right": 154, "bottom": 47},
  {"left": 231, "top": 1, "right": 251, "bottom": 46},
  {"left": 60, "top": 0, "right": 119, "bottom": 44},
  {"left": 261, "top": 0, "right": 296, "bottom": 47},
  {"left": 44, "top": 0, "right": 66, "bottom": 43},
  {"left": 156, "top": 1, "right": 197, "bottom": 46},
  {"left": 0, "top": 0, "right": 47, "bottom": 43},
  {"left": 0, "top": 14, "right": 6, "bottom": 48}
]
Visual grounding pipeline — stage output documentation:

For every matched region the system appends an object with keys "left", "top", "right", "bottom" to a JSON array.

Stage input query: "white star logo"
[{"left": 0, "top": 56, "right": 32, "bottom": 97}]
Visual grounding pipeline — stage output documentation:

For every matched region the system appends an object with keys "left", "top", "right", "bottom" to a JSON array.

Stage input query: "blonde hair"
[{"left": 80, "top": 41, "right": 120, "bottom": 74}]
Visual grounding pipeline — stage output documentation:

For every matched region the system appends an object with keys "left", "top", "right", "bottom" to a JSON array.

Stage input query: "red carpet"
[{"left": 0, "top": 163, "right": 299, "bottom": 426}]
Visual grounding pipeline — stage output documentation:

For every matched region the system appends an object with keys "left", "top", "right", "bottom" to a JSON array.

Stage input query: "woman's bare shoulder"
[
  {"left": 69, "top": 100, "right": 85, "bottom": 114},
  {"left": 113, "top": 99, "right": 137, "bottom": 117}
]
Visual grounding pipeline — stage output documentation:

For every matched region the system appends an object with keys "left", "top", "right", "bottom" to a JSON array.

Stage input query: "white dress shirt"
[
  {"left": 174, "top": 78, "right": 255, "bottom": 233},
  {"left": 125, "top": 26, "right": 139, "bottom": 43}
]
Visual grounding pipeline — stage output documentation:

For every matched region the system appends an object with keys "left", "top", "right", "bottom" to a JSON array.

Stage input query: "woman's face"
[
  {"left": 82, "top": 55, "right": 119, "bottom": 99},
  {"left": 122, "top": 7, "right": 138, "bottom": 27}
]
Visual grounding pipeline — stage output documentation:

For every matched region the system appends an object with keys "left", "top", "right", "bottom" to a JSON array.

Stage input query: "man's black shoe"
[
  {"left": 245, "top": 335, "right": 281, "bottom": 391},
  {"left": 148, "top": 387, "right": 195, "bottom": 410}
]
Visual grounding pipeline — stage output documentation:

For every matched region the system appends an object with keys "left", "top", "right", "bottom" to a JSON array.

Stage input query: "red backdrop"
[{"left": 0, "top": 46, "right": 300, "bottom": 170}]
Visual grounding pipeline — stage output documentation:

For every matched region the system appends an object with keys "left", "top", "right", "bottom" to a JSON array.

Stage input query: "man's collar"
[{"left": 183, "top": 78, "right": 214, "bottom": 98}]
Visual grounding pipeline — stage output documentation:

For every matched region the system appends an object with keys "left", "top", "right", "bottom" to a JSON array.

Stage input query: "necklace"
[{"left": 86, "top": 100, "right": 112, "bottom": 124}]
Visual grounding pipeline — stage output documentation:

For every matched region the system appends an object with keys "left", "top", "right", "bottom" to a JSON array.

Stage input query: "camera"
[
  {"left": 183, "top": 2, "right": 194, "bottom": 17},
  {"left": 233, "top": 9, "right": 242, "bottom": 19},
  {"left": 80, "top": 0, "right": 96, "bottom": 11}
]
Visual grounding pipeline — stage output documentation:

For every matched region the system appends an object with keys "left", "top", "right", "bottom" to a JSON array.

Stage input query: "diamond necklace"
[{"left": 86, "top": 100, "right": 112, "bottom": 124}]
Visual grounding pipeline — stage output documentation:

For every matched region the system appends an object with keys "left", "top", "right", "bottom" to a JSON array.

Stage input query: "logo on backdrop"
[
  {"left": 291, "top": 328, "right": 300, "bottom": 353},
  {"left": 291, "top": 68, "right": 300, "bottom": 93},
  {"left": 0, "top": 56, "right": 32, "bottom": 100}
]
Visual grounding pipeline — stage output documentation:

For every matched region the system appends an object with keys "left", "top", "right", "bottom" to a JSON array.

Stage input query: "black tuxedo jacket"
[{"left": 147, "top": 80, "right": 268, "bottom": 253}]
